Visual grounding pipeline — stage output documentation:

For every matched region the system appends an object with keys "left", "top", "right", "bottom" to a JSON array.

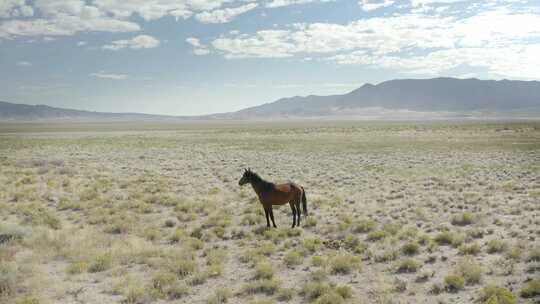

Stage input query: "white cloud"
[
  {"left": 0, "top": 0, "right": 254, "bottom": 39},
  {"left": 210, "top": 7, "right": 540, "bottom": 78},
  {"left": 90, "top": 72, "right": 127, "bottom": 80},
  {"left": 410, "top": 0, "right": 467, "bottom": 7},
  {"left": 0, "top": 15, "right": 140, "bottom": 39},
  {"left": 103, "top": 34, "right": 160, "bottom": 50},
  {"left": 266, "top": 0, "right": 333, "bottom": 8},
  {"left": 360, "top": 0, "right": 395, "bottom": 12},
  {"left": 195, "top": 3, "right": 258, "bottom": 24},
  {"left": 186, "top": 37, "right": 211, "bottom": 55},
  {"left": 0, "top": 0, "right": 34, "bottom": 18}
]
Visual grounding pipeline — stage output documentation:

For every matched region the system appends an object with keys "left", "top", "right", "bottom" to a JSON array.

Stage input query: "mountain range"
[{"left": 2, "top": 78, "right": 540, "bottom": 121}]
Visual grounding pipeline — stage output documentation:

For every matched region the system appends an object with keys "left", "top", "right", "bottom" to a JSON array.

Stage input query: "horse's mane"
[{"left": 249, "top": 171, "right": 275, "bottom": 191}]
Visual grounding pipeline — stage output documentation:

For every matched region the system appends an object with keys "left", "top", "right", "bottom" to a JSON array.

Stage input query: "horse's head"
[{"left": 239, "top": 168, "right": 253, "bottom": 186}]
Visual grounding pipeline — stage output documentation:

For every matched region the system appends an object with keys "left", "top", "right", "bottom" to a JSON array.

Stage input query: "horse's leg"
[
  {"left": 290, "top": 203, "right": 296, "bottom": 228},
  {"left": 264, "top": 207, "right": 270, "bottom": 228},
  {"left": 269, "top": 207, "right": 277, "bottom": 228},
  {"left": 296, "top": 201, "right": 301, "bottom": 226}
]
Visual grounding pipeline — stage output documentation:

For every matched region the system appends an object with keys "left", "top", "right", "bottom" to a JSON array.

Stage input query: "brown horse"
[{"left": 239, "top": 168, "right": 307, "bottom": 228}]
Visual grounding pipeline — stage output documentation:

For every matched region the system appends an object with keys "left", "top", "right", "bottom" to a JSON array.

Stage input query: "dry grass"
[{"left": 0, "top": 121, "right": 539, "bottom": 303}]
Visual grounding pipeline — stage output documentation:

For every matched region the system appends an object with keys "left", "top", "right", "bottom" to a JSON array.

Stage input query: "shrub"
[
  {"left": 451, "top": 212, "right": 476, "bottom": 226},
  {"left": 434, "top": 231, "right": 463, "bottom": 247},
  {"left": 525, "top": 247, "right": 540, "bottom": 262},
  {"left": 302, "top": 238, "right": 322, "bottom": 254},
  {"left": 486, "top": 240, "right": 508, "bottom": 254},
  {"left": 302, "top": 280, "right": 352, "bottom": 304},
  {"left": 67, "top": 260, "right": 89, "bottom": 274},
  {"left": 207, "top": 288, "right": 231, "bottom": 304},
  {"left": 242, "top": 279, "right": 281, "bottom": 295},
  {"left": 520, "top": 279, "right": 540, "bottom": 298},
  {"left": 444, "top": 275, "right": 465, "bottom": 292},
  {"left": 254, "top": 262, "right": 274, "bottom": 280},
  {"left": 0, "top": 262, "right": 17, "bottom": 297},
  {"left": 88, "top": 253, "right": 113, "bottom": 273},
  {"left": 15, "top": 296, "right": 41, "bottom": 304},
  {"left": 151, "top": 272, "right": 177, "bottom": 296},
  {"left": 396, "top": 259, "right": 421, "bottom": 273},
  {"left": 353, "top": 219, "right": 376, "bottom": 233},
  {"left": 168, "top": 252, "right": 197, "bottom": 278},
  {"left": 311, "top": 255, "right": 324, "bottom": 267},
  {"left": 455, "top": 257, "right": 482, "bottom": 285},
  {"left": 458, "top": 243, "right": 481, "bottom": 256},
  {"left": 166, "top": 282, "right": 189, "bottom": 299},
  {"left": 277, "top": 288, "right": 295, "bottom": 301},
  {"left": 401, "top": 242, "right": 420, "bottom": 255},
  {"left": 478, "top": 285, "right": 516, "bottom": 304},
  {"left": 284, "top": 250, "right": 303, "bottom": 268},
  {"left": 366, "top": 230, "right": 387, "bottom": 242},
  {"left": 330, "top": 254, "right": 359, "bottom": 275}
]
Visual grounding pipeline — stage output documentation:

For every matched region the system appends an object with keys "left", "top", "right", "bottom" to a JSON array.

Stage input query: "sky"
[{"left": 1, "top": 0, "right": 539, "bottom": 116}]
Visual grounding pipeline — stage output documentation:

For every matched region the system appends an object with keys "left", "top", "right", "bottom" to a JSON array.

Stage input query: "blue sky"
[{"left": 1, "top": 0, "right": 539, "bottom": 115}]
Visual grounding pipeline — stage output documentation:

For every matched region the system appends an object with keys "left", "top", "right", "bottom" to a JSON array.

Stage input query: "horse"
[{"left": 238, "top": 168, "right": 307, "bottom": 228}]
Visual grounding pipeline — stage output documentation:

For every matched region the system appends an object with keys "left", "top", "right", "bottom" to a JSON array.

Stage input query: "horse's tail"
[{"left": 301, "top": 186, "right": 307, "bottom": 216}]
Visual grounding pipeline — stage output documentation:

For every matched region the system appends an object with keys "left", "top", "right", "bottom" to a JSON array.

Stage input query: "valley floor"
[{"left": 1, "top": 121, "right": 539, "bottom": 304}]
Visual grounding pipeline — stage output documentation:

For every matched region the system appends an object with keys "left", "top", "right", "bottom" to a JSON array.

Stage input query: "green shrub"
[
  {"left": 207, "top": 288, "right": 231, "bottom": 304},
  {"left": 254, "top": 262, "right": 274, "bottom": 280},
  {"left": 168, "top": 252, "right": 197, "bottom": 278},
  {"left": 458, "top": 243, "right": 481, "bottom": 256},
  {"left": 242, "top": 279, "right": 281, "bottom": 295},
  {"left": 478, "top": 285, "right": 516, "bottom": 304},
  {"left": 444, "top": 275, "right": 465, "bottom": 292},
  {"left": 451, "top": 212, "right": 476, "bottom": 226},
  {"left": 353, "top": 219, "right": 376, "bottom": 233},
  {"left": 330, "top": 254, "right": 359, "bottom": 275},
  {"left": 486, "top": 240, "right": 508, "bottom": 254},
  {"left": 396, "top": 259, "right": 421, "bottom": 273},
  {"left": 88, "top": 253, "right": 113, "bottom": 273},
  {"left": 520, "top": 279, "right": 540, "bottom": 298},
  {"left": 284, "top": 250, "right": 303, "bottom": 268},
  {"left": 401, "top": 242, "right": 420, "bottom": 255},
  {"left": 525, "top": 247, "right": 540, "bottom": 262},
  {"left": 277, "top": 288, "right": 295, "bottom": 301},
  {"left": 151, "top": 272, "right": 177, "bottom": 296},
  {"left": 455, "top": 257, "right": 482, "bottom": 285},
  {"left": 434, "top": 231, "right": 463, "bottom": 247},
  {"left": 366, "top": 230, "right": 387, "bottom": 242}
]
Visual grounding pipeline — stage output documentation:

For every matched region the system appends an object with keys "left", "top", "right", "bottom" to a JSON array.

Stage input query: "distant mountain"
[
  {"left": 211, "top": 78, "right": 540, "bottom": 119},
  {"left": 2, "top": 78, "right": 540, "bottom": 121},
  {"left": 0, "top": 101, "right": 181, "bottom": 121}
]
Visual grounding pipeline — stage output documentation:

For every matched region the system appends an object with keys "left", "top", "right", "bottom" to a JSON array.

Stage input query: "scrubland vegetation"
[{"left": 0, "top": 121, "right": 539, "bottom": 303}]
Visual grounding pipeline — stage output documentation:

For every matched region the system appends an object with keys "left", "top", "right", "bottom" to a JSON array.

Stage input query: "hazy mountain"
[
  {"left": 0, "top": 101, "right": 181, "bottom": 121},
  {"left": 2, "top": 78, "right": 540, "bottom": 121},
  {"left": 212, "top": 78, "right": 540, "bottom": 119}
]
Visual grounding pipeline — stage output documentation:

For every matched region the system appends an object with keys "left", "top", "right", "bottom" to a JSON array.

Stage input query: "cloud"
[
  {"left": 0, "top": 0, "right": 254, "bottom": 39},
  {"left": 195, "top": 3, "right": 258, "bottom": 24},
  {"left": 360, "top": 0, "right": 395, "bottom": 12},
  {"left": 266, "top": 0, "right": 333, "bottom": 8},
  {"left": 0, "top": 16, "right": 140, "bottom": 39},
  {"left": 209, "top": 6, "right": 540, "bottom": 78},
  {"left": 16, "top": 60, "right": 32, "bottom": 67},
  {"left": 186, "top": 37, "right": 211, "bottom": 55},
  {"left": 103, "top": 34, "right": 160, "bottom": 50},
  {"left": 0, "top": 0, "right": 34, "bottom": 18},
  {"left": 90, "top": 72, "right": 127, "bottom": 80}
]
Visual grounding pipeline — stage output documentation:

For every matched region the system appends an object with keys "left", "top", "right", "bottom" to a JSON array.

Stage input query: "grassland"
[{"left": 1, "top": 121, "right": 539, "bottom": 304}]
